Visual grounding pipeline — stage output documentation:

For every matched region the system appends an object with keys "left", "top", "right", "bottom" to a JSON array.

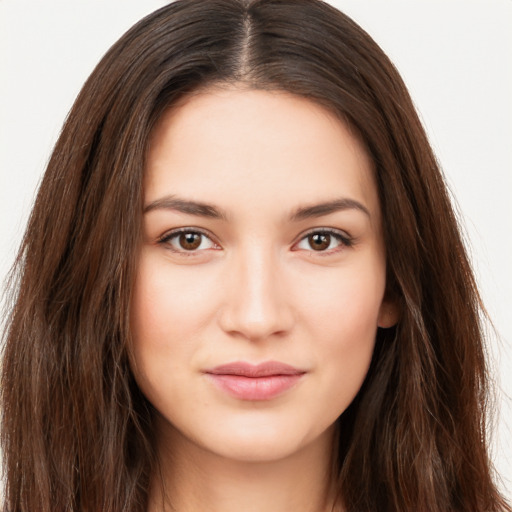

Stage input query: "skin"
[{"left": 130, "top": 86, "right": 398, "bottom": 512}]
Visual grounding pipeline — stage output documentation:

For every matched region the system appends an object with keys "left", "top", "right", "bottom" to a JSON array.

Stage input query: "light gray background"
[{"left": 1, "top": 0, "right": 511, "bottom": 498}]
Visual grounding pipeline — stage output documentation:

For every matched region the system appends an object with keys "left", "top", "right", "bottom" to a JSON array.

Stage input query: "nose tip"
[{"left": 217, "top": 252, "right": 294, "bottom": 342}]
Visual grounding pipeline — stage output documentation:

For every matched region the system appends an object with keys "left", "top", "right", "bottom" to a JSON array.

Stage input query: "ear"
[{"left": 377, "top": 297, "right": 400, "bottom": 328}]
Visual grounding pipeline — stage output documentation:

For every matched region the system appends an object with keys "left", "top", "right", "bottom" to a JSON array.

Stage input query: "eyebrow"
[
  {"left": 144, "top": 196, "right": 228, "bottom": 219},
  {"left": 289, "top": 198, "right": 370, "bottom": 221},
  {"left": 143, "top": 195, "right": 370, "bottom": 221}
]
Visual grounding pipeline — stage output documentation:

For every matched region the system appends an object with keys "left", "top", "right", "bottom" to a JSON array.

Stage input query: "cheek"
[
  {"left": 129, "top": 253, "right": 218, "bottom": 421},
  {"left": 129, "top": 252, "right": 208, "bottom": 391},
  {"left": 131, "top": 251, "right": 217, "bottom": 348},
  {"left": 298, "top": 256, "right": 386, "bottom": 337},
  {"left": 295, "top": 257, "right": 385, "bottom": 400}
]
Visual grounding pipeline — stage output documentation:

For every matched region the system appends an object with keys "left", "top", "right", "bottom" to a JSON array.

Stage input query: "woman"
[{"left": 1, "top": 0, "right": 510, "bottom": 510}]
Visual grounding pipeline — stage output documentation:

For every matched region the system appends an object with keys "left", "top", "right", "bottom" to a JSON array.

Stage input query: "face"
[{"left": 131, "top": 87, "right": 397, "bottom": 463}]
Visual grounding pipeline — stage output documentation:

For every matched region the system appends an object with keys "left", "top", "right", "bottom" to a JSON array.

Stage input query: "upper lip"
[{"left": 205, "top": 361, "right": 305, "bottom": 377}]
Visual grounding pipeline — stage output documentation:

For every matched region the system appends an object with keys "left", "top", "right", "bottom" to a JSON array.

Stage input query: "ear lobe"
[{"left": 377, "top": 299, "right": 400, "bottom": 328}]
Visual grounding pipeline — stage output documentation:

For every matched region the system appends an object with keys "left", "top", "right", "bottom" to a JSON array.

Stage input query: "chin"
[
  {"left": 208, "top": 433, "right": 304, "bottom": 463},
  {"left": 171, "top": 412, "right": 336, "bottom": 465}
]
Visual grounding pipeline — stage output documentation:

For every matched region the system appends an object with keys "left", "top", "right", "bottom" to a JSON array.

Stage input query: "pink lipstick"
[{"left": 205, "top": 361, "right": 305, "bottom": 401}]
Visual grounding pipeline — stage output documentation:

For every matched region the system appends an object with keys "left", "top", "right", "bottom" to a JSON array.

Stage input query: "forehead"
[{"left": 145, "top": 87, "right": 379, "bottom": 223}]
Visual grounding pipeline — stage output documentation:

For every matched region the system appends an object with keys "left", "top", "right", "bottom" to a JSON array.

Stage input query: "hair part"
[{"left": 1, "top": 1, "right": 510, "bottom": 511}]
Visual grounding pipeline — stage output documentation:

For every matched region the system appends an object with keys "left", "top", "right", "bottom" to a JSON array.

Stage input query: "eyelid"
[
  {"left": 157, "top": 226, "right": 354, "bottom": 256},
  {"left": 157, "top": 227, "right": 221, "bottom": 255},
  {"left": 292, "top": 227, "right": 354, "bottom": 254}
]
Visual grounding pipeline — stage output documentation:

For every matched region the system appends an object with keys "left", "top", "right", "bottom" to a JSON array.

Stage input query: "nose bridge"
[{"left": 219, "top": 239, "right": 293, "bottom": 341}]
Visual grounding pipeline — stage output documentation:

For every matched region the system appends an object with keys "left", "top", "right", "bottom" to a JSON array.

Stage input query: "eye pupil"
[
  {"left": 179, "top": 232, "right": 202, "bottom": 250},
  {"left": 309, "top": 233, "right": 330, "bottom": 251}
]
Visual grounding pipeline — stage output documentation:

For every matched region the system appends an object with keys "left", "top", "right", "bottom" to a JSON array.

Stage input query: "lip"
[{"left": 204, "top": 361, "right": 306, "bottom": 401}]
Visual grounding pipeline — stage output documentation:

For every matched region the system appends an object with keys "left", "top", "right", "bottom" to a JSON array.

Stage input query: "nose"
[{"left": 217, "top": 243, "right": 295, "bottom": 342}]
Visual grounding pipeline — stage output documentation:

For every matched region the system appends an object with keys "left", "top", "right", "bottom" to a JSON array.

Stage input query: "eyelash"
[
  {"left": 157, "top": 227, "right": 354, "bottom": 257},
  {"left": 294, "top": 228, "right": 354, "bottom": 255},
  {"left": 157, "top": 227, "right": 218, "bottom": 257}
]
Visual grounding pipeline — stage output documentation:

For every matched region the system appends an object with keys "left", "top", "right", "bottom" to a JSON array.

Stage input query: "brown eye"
[
  {"left": 294, "top": 229, "right": 352, "bottom": 254},
  {"left": 179, "top": 232, "right": 202, "bottom": 250},
  {"left": 159, "top": 229, "right": 218, "bottom": 254},
  {"left": 308, "top": 233, "right": 331, "bottom": 251}
]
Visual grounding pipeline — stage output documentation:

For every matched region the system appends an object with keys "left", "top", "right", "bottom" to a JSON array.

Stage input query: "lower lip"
[{"left": 206, "top": 374, "right": 304, "bottom": 401}]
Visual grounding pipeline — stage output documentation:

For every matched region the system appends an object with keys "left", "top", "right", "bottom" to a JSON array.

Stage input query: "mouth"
[{"left": 204, "top": 361, "right": 306, "bottom": 401}]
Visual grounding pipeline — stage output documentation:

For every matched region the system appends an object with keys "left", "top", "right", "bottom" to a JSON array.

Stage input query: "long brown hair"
[{"left": 1, "top": 1, "right": 509, "bottom": 510}]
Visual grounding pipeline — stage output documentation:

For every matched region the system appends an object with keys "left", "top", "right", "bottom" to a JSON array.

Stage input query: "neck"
[{"left": 147, "top": 422, "right": 341, "bottom": 512}]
